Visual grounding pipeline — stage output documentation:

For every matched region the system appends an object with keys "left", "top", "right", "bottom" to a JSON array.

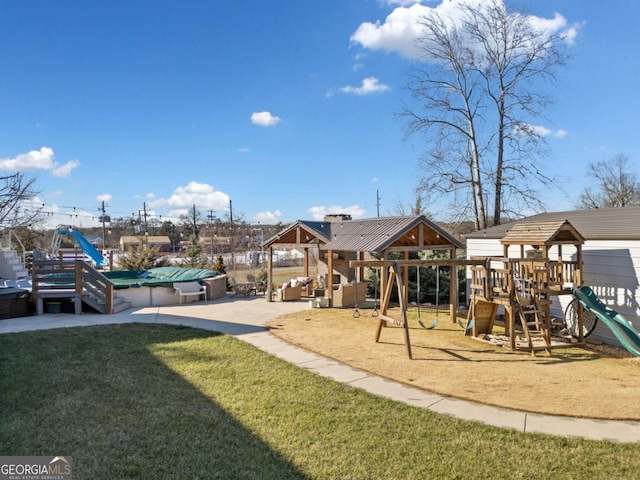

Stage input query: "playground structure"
[
  {"left": 466, "top": 219, "right": 587, "bottom": 355},
  {"left": 353, "top": 219, "right": 640, "bottom": 359},
  {"left": 350, "top": 257, "right": 483, "bottom": 359},
  {"left": 573, "top": 285, "right": 640, "bottom": 357},
  {"left": 51, "top": 226, "right": 110, "bottom": 268},
  {"left": 351, "top": 220, "right": 591, "bottom": 358}
]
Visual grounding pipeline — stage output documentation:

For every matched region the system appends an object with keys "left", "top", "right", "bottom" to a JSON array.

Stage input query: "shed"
[
  {"left": 120, "top": 235, "right": 172, "bottom": 253},
  {"left": 466, "top": 206, "right": 640, "bottom": 347}
]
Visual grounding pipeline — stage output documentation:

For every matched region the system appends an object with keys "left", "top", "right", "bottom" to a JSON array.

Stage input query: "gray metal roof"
[
  {"left": 500, "top": 219, "right": 585, "bottom": 246},
  {"left": 263, "top": 215, "right": 464, "bottom": 252},
  {"left": 321, "top": 215, "right": 464, "bottom": 252},
  {"left": 262, "top": 220, "right": 331, "bottom": 247},
  {"left": 466, "top": 206, "right": 640, "bottom": 241}
]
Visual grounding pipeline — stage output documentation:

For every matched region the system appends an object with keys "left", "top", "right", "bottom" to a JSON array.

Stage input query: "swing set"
[{"left": 350, "top": 258, "right": 476, "bottom": 359}]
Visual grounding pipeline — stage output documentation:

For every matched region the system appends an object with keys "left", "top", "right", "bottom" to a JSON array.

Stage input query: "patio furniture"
[
  {"left": 246, "top": 274, "right": 264, "bottom": 294},
  {"left": 229, "top": 276, "right": 257, "bottom": 297},
  {"left": 173, "top": 281, "right": 207, "bottom": 304},
  {"left": 278, "top": 281, "right": 302, "bottom": 301},
  {"left": 332, "top": 282, "right": 367, "bottom": 308}
]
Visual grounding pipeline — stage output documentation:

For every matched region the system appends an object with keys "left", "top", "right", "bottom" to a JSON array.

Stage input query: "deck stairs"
[
  {"left": 515, "top": 296, "right": 551, "bottom": 356},
  {"left": 32, "top": 259, "right": 131, "bottom": 315},
  {"left": 0, "top": 229, "right": 29, "bottom": 279},
  {"left": 82, "top": 290, "right": 131, "bottom": 314},
  {"left": 0, "top": 247, "right": 29, "bottom": 279}
]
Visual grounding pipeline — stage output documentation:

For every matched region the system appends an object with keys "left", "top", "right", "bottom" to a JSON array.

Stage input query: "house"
[
  {"left": 119, "top": 235, "right": 172, "bottom": 253},
  {"left": 465, "top": 206, "right": 640, "bottom": 347}
]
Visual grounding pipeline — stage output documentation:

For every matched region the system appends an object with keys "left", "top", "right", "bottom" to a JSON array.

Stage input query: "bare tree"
[
  {"left": 577, "top": 154, "right": 640, "bottom": 209},
  {"left": 392, "top": 193, "right": 431, "bottom": 217},
  {"left": 0, "top": 172, "right": 42, "bottom": 228},
  {"left": 405, "top": 11, "right": 487, "bottom": 229},
  {"left": 403, "top": 0, "right": 569, "bottom": 228}
]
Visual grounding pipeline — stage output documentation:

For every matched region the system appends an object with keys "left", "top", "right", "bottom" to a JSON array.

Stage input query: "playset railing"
[{"left": 470, "top": 257, "right": 580, "bottom": 302}]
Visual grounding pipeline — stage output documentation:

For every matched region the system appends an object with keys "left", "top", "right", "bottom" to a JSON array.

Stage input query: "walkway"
[{"left": 1, "top": 295, "right": 639, "bottom": 443}]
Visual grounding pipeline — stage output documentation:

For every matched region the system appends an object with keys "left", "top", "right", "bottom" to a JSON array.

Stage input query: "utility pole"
[
  {"left": 229, "top": 199, "right": 235, "bottom": 270},
  {"left": 139, "top": 202, "right": 150, "bottom": 246},
  {"left": 98, "top": 201, "right": 109, "bottom": 249},
  {"left": 376, "top": 190, "right": 381, "bottom": 217},
  {"left": 207, "top": 209, "right": 216, "bottom": 262}
]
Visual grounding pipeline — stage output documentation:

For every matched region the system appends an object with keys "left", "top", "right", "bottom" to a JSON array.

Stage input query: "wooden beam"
[
  {"left": 375, "top": 265, "right": 396, "bottom": 342},
  {"left": 385, "top": 245, "right": 456, "bottom": 252},
  {"left": 267, "top": 246, "right": 274, "bottom": 302},
  {"left": 403, "top": 250, "right": 409, "bottom": 306},
  {"left": 449, "top": 247, "right": 457, "bottom": 323},
  {"left": 350, "top": 259, "right": 486, "bottom": 268},
  {"left": 327, "top": 249, "right": 334, "bottom": 306}
]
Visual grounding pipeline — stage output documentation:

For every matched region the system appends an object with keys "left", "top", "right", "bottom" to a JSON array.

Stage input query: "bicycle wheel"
[{"left": 564, "top": 298, "right": 598, "bottom": 338}]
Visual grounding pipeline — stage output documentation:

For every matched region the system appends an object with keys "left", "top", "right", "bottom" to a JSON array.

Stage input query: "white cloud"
[
  {"left": 253, "top": 210, "right": 282, "bottom": 223},
  {"left": 351, "top": 0, "right": 581, "bottom": 58},
  {"left": 528, "top": 14, "right": 584, "bottom": 46},
  {"left": 351, "top": 3, "right": 428, "bottom": 58},
  {"left": 385, "top": 0, "right": 422, "bottom": 5},
  {"left": 97, "top": 194, "right": 112, "bottom": 202},
  {"left": 339, "top": 77, "right": 390, "bottom": 95},
  {"left": 135, "top": 192, "right": 156, "bottom": 200},
  {"left": 0, "top": 147, "right": 56, "bottom": 171},
  {"left": 371, "top": 177, "right": 380, "bottom": 182},
  {"left": 238, "top": 147, "right": 250, "bottom": 153},
  {"left": 149, "top": 181, "right": 230, "bottom": 210},
  {"left": 251, "top": 111, "right": 281, "bottom": 127},
  {"left": 515, "top": 123, "right": 567, "bottom": 138},
  {"left": 51, "top": 160, "right": 80, "bottom": 178},
  {"left": 0, "top": 147, "right": 81, "bottom": 178},
  {"left": 308, "top": 205, "right": 366, "bottom": 221}
]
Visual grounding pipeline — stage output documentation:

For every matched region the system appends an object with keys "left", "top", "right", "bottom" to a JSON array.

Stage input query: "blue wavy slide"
[
  {"left": 57, "top": 228, "right": 109, "bottom": 268},
  {"left": 573, "top": 286, "right": 640, "bottom": 358}
]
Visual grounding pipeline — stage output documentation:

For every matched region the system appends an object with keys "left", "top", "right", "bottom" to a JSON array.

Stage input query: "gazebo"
[{"left": 263, "top": 215, "right": 464, "bottom": 313}]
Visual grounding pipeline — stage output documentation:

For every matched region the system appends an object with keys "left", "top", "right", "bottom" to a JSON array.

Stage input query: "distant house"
[
  {"left": 119, "top": 235, "right": 172, "bottom": 253},
  {"left": 85, "top": 236, "right": 104, "bottom": 247},
  {"left": 465, "top": 206, "right": 640, "bottom": 346}
]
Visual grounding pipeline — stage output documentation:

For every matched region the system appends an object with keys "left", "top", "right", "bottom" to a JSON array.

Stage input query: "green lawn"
[{"left": 1, "top": 324, "right": 639, "bottom": 479}]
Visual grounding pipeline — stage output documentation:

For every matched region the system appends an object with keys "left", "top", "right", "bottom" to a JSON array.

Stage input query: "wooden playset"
[{"left": 351, "top": 219, "right": 587, "bottom": 358}]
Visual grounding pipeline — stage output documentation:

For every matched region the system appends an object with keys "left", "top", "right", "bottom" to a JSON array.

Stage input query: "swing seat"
[
  {"left": 419, "top": 318, "right": 438, "bottom": 330},
  {"left": 457, "top": 318, "right": 475, "bottom": 330}
]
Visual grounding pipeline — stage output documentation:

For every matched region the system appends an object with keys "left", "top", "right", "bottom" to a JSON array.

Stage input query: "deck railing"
[
  {"left": 470, "top": 257, "right": 580, "bottom": 301},
  {"left": 32, "top": 260, "right": 115, "bottom": 314}
]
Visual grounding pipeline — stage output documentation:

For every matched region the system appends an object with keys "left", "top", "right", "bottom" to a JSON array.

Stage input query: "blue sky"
[{"left": 1, "top": 0, "right": 639, "bottom": 229}]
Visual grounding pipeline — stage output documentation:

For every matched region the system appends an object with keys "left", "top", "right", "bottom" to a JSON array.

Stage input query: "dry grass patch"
[{"left": 268, "top": 307, "right": 640, "bottom": 420}]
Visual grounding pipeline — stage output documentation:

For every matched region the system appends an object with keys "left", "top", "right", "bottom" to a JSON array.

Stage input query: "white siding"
[
  {"left": 466, "top": 238, "right": 640, "bottom": 348},
  {"left": 579, "top": 240, "right": 640, "bottom": 345},
  {"left": 465, "top": 238, "right": 505, "bottom": 259}
]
